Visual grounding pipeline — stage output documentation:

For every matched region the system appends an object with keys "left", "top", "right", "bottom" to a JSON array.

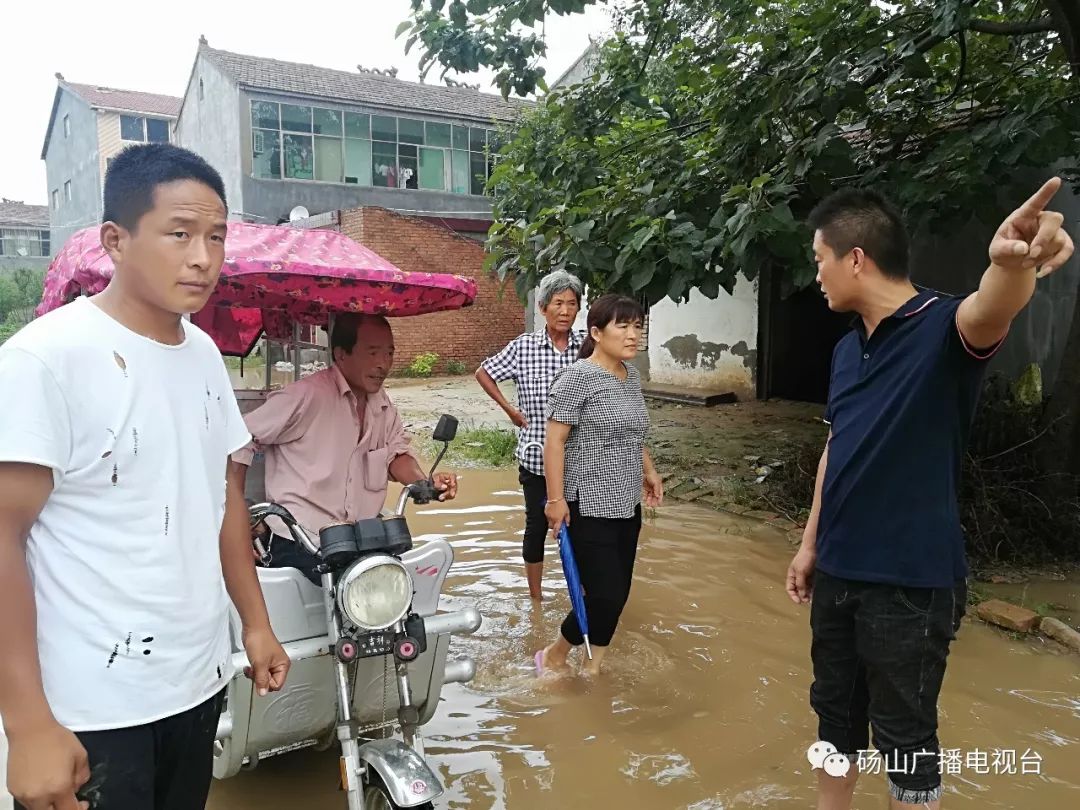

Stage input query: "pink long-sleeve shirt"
[{"left": 232, "top": 365, "right": 417, "bottom": 540}]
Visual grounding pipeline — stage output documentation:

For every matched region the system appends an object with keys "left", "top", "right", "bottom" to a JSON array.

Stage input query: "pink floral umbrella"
[{"left": 37, "top": 222, "right": 477, "bottom": 356}]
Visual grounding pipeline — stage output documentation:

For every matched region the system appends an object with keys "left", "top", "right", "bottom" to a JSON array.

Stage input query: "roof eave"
[
  {"left": 40, "top": 84, "right": 65, "bottom": 160},
  {"left": 234, "top": 80, "right": 524, "bottom": 124},
  {"left": 89, "top": 105, "right": 179, "bottom": 118}
]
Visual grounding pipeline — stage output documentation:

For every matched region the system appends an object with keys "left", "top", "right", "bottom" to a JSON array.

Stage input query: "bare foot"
[{"left": 539, "top": 644, "right": 571, "bottom": 674}]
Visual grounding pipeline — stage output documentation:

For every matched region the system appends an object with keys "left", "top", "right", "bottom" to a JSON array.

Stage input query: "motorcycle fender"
[{"left": 358, "top": 738, "right": 442, "bottom": 807}]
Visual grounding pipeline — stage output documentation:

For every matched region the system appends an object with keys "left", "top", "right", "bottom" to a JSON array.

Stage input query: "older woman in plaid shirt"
[{"left": 475, "top": 271, "right": 585, "bottom": 599}]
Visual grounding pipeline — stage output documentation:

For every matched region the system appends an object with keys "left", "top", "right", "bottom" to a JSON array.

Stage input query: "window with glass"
[
  {"left": 0, "top": 229, "right": 51, "bottom": 258},
  {"left": 248, "top": 99, "right": 504, "bottom": 195},
  {"left": 120, "top": 115, "right": 170, "bottom": 143}
]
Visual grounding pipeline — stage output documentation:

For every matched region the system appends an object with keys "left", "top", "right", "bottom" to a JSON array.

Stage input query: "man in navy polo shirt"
[{"left": 786, "top": 178, "right": 1074, "bottom": 809}]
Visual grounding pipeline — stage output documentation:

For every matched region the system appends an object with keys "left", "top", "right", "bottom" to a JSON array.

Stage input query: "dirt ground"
[{"left": 386, "top": 376, "right": 826, "bottom": 531}]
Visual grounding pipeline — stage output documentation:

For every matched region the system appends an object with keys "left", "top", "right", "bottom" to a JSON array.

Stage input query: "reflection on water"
[{"left": 209, "top": 469, "right": 1080, "bottom": 809}]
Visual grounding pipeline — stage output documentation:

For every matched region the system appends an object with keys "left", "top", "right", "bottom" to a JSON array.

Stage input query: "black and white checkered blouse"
[
  {"left": 546, "top": 359, "right": 650, "bottom": 519},
  {"left": 480, "top": 327, "right": 585, "bottom": 476}
]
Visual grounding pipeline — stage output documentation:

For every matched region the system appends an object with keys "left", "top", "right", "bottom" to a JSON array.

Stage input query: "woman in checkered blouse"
[{"left": 535, "top": 294, "right": 664, "bottom": 678}]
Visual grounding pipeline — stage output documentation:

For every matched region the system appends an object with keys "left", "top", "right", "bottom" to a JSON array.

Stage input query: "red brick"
[
  {"left": 976, "top": 600, "right": 1040, "bottom": 633},
  {"left": 330, "top": 207, "right": 525, "bottom": 373}
]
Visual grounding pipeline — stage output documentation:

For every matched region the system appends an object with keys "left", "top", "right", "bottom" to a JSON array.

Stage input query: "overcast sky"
[{"left": 2, "top": 0, "right": 610, "bottom": 206}]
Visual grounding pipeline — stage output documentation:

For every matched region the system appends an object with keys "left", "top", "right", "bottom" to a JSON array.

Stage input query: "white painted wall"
[
  {"left": 529, "top": 276, "right": 759, "bottom": 397},
  {"left": 648, "top": 276, "right": 758, "bottom": 397}
]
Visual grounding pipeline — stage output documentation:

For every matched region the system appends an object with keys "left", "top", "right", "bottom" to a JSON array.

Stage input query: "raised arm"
[{"left": 957, "top": 177, "right": 1075, "bottom": 351}]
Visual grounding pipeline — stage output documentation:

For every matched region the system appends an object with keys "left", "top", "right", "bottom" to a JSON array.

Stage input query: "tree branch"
[
  {"left": 598, "top": 0, "right": 673, "bottom": 120},
  {"left": 967, "top": 16, "right": 1055, "bottom": 35}
]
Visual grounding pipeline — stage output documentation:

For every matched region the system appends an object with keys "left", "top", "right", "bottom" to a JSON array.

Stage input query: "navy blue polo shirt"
[{"left": 817, "top": 289, "right": 999, "bottom": 589}]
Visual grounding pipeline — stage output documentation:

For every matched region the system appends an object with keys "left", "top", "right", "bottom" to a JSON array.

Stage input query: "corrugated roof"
[
  {"left": 0, "top": 201, "right": 50, "bottom": 228},
  {"left": 201, "top": 46, "right": 530, "bottom": 124},
  {"left": 64, "top": 83, "right": 182, "bottom": 117}
]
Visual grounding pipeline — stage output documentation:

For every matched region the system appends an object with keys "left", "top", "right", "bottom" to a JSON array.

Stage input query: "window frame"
[
  {"left": 120, "top": 114, "right": 146, "bottom": 142},
  {"left": 120, "top": 115, "right": 171, "bottom": 144},
  {"left": 247, "top": 98, "right": 503, "bottom": 196},
  {"left": 0, "top": 228, "right": 51, "bottom": 258}
]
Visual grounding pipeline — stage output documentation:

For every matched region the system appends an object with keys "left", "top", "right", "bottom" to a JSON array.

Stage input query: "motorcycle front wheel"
[{"left": 363, "top": 777, "right": 434, "bottom": 810}]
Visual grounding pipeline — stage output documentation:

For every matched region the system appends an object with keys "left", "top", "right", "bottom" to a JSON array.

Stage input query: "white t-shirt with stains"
[{"left": 0, "top": 297, "right": 251, "bottom": 731}]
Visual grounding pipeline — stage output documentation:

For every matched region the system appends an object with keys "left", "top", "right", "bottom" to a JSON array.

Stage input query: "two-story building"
[
  {"left": 175, "top": 39, "right": 529, "bottom": 226},
  {"left": 0, "top": 201, "right": 51, "bottom": 272},
  {"left": 41, "top": 76, "right": 181, "bottom": 248}
]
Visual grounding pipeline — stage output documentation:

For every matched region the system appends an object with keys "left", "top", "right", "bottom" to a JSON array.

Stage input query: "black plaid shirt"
[{"left": 481, "top": 327, "right": 585, "bottom": 476}]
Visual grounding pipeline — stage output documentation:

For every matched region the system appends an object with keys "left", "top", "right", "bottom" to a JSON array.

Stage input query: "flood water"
[{"left": 207, "top": 468, "right": 1079, "bottom": 809}]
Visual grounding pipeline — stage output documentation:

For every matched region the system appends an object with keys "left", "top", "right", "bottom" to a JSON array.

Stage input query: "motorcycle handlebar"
[{"left": 249, "top": 502, "right": 320, "bottom": 556}]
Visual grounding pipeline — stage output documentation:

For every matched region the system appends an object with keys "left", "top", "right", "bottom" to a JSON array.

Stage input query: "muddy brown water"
[{"left": 208, "top": 468, "right": 1080, "bottom": 809}]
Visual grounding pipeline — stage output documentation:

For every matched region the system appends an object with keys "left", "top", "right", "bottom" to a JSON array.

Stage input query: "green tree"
[
  {"left": 0, "top": 268, "right": 45, "bottom": 345},
  {"left": 403, "top": 0, "right": 1080, "bottom": 475},
  {"left": 403, "top": 0, "right": 1078, "bottom": 305}
]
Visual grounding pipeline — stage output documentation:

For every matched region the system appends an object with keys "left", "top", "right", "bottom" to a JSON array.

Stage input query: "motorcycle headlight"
[{"left": 336, "top": 555, "right": 413, "bottom": 631}]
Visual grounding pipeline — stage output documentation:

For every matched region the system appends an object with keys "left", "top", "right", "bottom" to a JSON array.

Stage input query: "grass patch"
[
  {"left": 967, "top": 582, "right": 989, "bottom": 607},
  {"left": 417, "top": 426, "right": 518, "bottom": 468}
]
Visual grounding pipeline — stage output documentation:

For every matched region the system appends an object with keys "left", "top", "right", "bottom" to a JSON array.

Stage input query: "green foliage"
[
  {"left": 404, "top": 0, "right": 1080, "bottom": 305},
  {"left": 406, "top": 351, "right": 441, "bottom": 377},
  {"left": 0, "top": 269, "right": 44, "bottom": 345},
  {"left": 446, "top": 358, "right": 468, "bottom": 375}
]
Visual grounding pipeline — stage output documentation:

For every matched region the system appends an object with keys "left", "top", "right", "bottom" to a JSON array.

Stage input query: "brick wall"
[{"left": 337, "top": 207, "right": 525, "bottom": 374}]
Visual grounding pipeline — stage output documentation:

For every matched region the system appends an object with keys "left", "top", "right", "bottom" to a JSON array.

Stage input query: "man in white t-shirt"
[{"left": 0, "top": 144, "right": 290, "bottom": 810}]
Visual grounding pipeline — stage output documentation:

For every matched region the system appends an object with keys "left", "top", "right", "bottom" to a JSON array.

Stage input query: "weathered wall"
[
  {"left": 533, "top": 280, "right": 758, "bottom": 394},
  {"left": 243, "top": 176, "right": 495, "bottom": 224},
  {"left": 648, "top": 277, "right": 759, "bottom": 397},
  {"left": 336, "top": 207, "right": 525, "bottom": 373},
  {"left": 45, "top": 90, "right": 100, "bottom": 248},
  {"left": 175, "top": 55, "right": 244, "bottom": 213}
]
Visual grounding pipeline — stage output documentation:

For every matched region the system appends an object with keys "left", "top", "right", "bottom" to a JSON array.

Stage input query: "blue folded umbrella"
[{"left": 557, "top": 521, "right": 593, "bottom": 660}]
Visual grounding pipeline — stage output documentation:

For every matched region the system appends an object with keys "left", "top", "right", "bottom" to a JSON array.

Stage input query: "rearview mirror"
[{"left": 432, "top": 415, "right": 458, "bottom": 443}]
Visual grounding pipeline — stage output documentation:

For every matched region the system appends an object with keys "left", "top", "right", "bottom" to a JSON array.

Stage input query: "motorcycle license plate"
[{"left": 355, "top": 630, "right": 396, "bottom": 658}]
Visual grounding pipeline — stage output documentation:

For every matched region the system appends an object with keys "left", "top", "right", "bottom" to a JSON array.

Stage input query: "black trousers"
[
  {"left": 560, "top": 501, "right": 642, "bottom": 647},
  {"left": 266, "top": 533, "right": 322, "bottom": 585},
  {"left": 810, "top": 571, "right": 966, "bottom": 800},
  {"left": 518, "top": 465, "right": 548, "bottom": 564},
  {"left": 15, "top": 691, "right": 224, "bottom": 810}
]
